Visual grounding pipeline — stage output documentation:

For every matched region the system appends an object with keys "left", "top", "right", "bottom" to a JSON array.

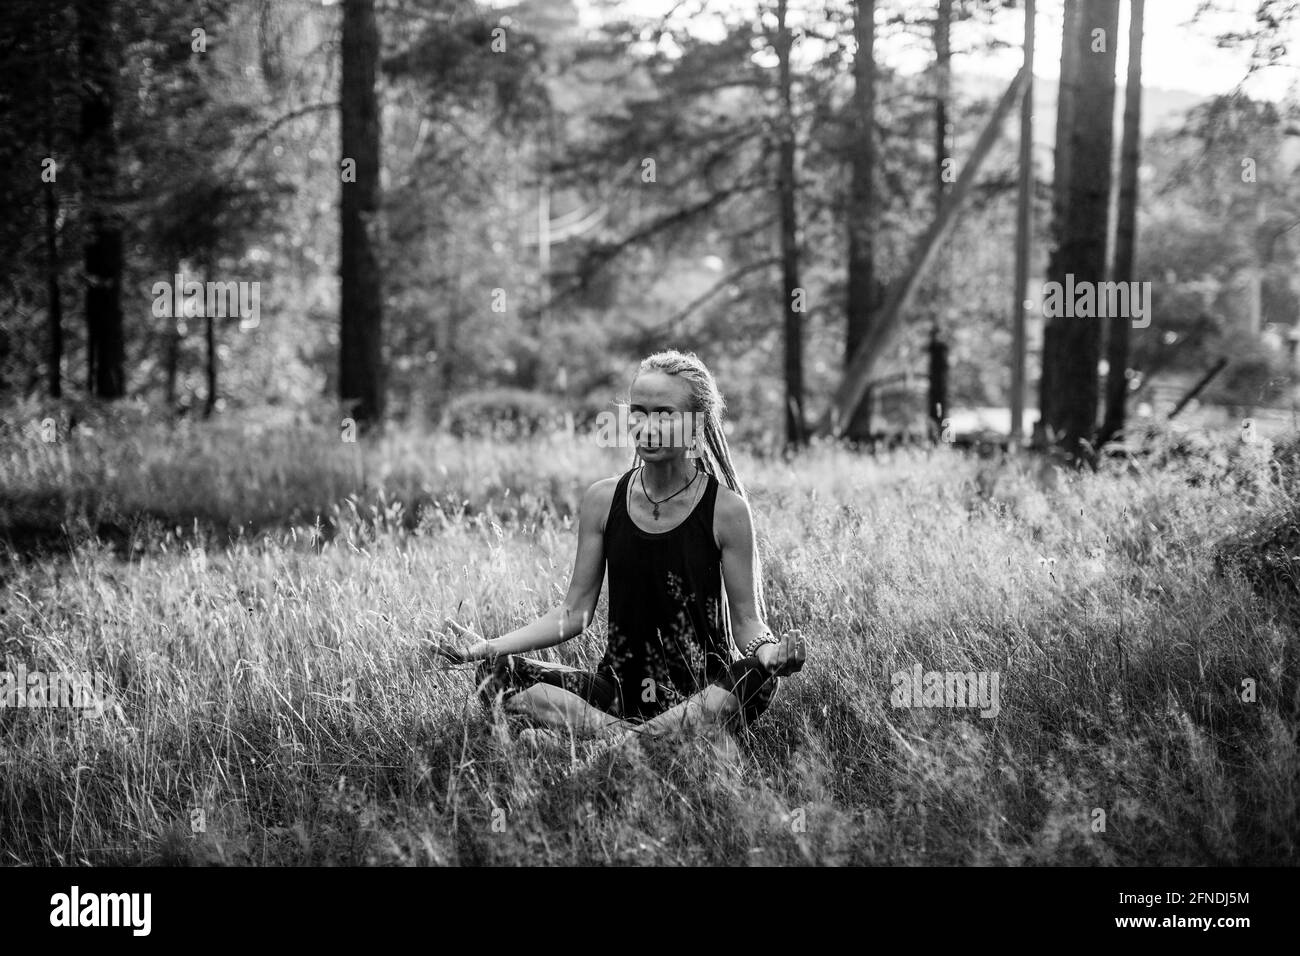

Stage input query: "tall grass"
[{"left": 0, "top": 410, "right": 1296, "bottom": 864}]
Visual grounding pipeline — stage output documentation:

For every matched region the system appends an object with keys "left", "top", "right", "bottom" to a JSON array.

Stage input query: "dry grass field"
[{"left": 1, "top": 409, "right": 1296, "bottom": 864}]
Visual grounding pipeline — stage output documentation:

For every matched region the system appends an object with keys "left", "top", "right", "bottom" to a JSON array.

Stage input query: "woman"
[{"left": 433, "top": 349, "right": 806, "bottom": 748}]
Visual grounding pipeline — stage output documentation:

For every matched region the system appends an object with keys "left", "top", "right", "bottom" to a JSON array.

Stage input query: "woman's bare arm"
[
  {"left": 716, "top": 487, "right": 806, "bottom": 676},
  {"left": 437, "top": 477, "right": 614, "bottom": 662}
]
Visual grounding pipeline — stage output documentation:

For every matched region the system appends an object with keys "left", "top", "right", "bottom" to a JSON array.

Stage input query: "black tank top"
[{"left": 599, "top": 465, "right": 735, "bottom": 721}]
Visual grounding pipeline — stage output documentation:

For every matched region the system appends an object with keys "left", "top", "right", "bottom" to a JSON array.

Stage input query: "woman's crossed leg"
[{"left": 475, "top": 654, "right": 777, "bottom": 745}]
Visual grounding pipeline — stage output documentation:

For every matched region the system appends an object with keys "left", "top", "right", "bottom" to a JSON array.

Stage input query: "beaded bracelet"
[{"left": 742, "top": 632, "right": 780, "bottom": 658}]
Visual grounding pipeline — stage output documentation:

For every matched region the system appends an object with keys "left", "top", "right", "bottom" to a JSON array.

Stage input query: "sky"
[
  {"left": 570, "top": 0, "right": 1299, "bottom": 100},
  {"left": 951, "top": 0, "right": 1298, "bottom": 99}
]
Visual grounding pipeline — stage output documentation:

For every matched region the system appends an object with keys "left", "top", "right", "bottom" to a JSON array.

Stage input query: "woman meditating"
[{"left": 433, "top": 349, "right": 806, "bottom": 749}]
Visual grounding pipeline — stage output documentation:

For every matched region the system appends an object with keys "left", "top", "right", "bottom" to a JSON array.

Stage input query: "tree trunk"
[
  {"left": 1100, "top": 0, "right": 1143, "bottom": 446},
  {"left": 520, "top": 111, "right": 553, "bottom": 391},
  {"left": 1039, "top": 0, "right": 1120, "bottom": 464},
  {"left": 339, "top": 0, "right": 385, "bottom": 429},
  {"left": 1036, "top": 0, "right": 1083, "bottom": 446},
  {"left": 204, "top": 263, "right": 217, "bottom": 418},
  {"left": 165, "top": 299, "right": 180, "bottom": 413},
  {"left": 1010, "top": 0, "right": 1035, "bottom": 443},
  {"left": 776, "top": 0, "right": 805, "bottom": 448},
  {"left": 77, "top": 0, "right": 125, "bottom": 399},
  {"left": 933, "top": 0, "right": 952, "bottom": 214},
  {"left": 1247, "top": 194, "right": 1265, "bottom": 334},
  {"left": 44, "top": 6, "right": 63, "bottom": 400},
  {"left": 1051, "top": 1, "right": 1082, "bottom": 251},
  {"left": 844, "top": 0, "right": 876, "bottom": 442},
  {"left": 927, "top": 327, "right": 948, "bottom": 435},
  {"left": 926, "top": 0, "right": 953, "bottom": 439},
  {"left": 45, "top": 178, "right": 63, "bottom": 399}
]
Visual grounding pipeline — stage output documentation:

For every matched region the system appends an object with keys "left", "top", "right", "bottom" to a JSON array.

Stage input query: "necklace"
[{"left": 638, "top": 467, "right": 698, "bottom": 520}]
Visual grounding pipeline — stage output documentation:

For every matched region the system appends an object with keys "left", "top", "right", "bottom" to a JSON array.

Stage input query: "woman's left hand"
[{"left": 756, "top": 628, "right": 807, "bottom": 676}]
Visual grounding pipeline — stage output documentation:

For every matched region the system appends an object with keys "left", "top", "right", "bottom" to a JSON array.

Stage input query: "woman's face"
[{"left": 628, "top": 371, "right": 699, "bottom": 464}]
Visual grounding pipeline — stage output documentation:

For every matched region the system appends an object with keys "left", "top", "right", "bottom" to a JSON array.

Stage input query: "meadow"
[{"left": 1, "top": 406, "right": 1297, "bottom": 865}]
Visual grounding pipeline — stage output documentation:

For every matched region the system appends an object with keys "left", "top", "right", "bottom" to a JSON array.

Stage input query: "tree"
[
  {"left": 1136, "top": 93, "right": 1300, "bottom": 404},
  {"left": 1099, "top": 0, "right": 1143, "bottom": 445},
  {"left": 1037, "top": 0, "right": 1120, "bottom": 463},
  {"left": 540, "top": 2, "right": 802, "bottom": 433},
  {"left": 926, "top": 0, "right": 953, "bottom": 440},
  {"left": 339, "top": 0, "right": 385, "bottom": 429},
  {"left": 776, "top": 0, "right": 806, "bottom": 447},
  {"left": 379, "top": 0, "right": 550, "bottom": 415},
  {"left": 1035, "top": 0, "right": 1081, "bottom": 446},
  {"left": 78, "top": 0, "right": 126, "bottom": 399},
  {"left": 821, "top": 65, "right": 1029, "bottom": 437},
  {"left": 844, "top": 0, "right": 876, "bottom": 442},
  {"left": 1009, "top": 0, "right": 1035, "bottom": 443},
  {"left": 43, "top": 3, "right": 68, "bottom": 398}
]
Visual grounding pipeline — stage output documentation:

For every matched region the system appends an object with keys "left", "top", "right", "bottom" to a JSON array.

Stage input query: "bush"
[
  {"left": 1215, "top": 504, "right": 1300, "bottom": 620},
  {"left": 1203, "top": 338, "right": 1292, "bottom": 408},
  {"left": 438, "top": 387, "right": 570, "bottom": 439}
]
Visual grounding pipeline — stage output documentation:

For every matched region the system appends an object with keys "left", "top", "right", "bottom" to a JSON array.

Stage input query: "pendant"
[{"left": 652, "top": 504, "right": 660, "bottom": 519}]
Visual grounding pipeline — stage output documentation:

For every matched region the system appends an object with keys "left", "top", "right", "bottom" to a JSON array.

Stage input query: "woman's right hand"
[{"left": 430, "top": 618, "right": 493, "bottom": 666}]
